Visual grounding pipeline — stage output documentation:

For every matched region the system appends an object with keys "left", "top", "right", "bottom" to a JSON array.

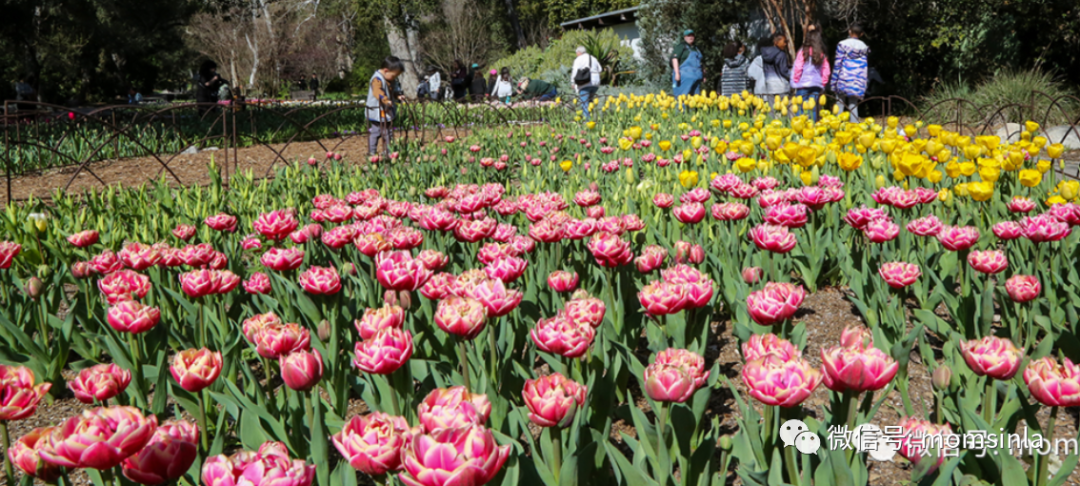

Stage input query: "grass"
[{"left": 920, "top": 68, "right": 1079, "bottom": 126}]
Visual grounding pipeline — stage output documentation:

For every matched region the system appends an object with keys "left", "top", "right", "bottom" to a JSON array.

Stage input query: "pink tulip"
[
  {"left": 469, "top": 278, "right": 523, "bottom": 317},
  {"left": 878, "top": 262, "right": 921, "bottom": 289},
  {"left": 388, "top": 227, "right": 425, "bottom": 250},
  {"left": 68, "top": 363, "right": 131, "bottom": 404},
  {"left": 638, "top": 281, "right": 688, "bottom": 315},
  {"left": 8, "top": 427, "right": 62, "bottom": 481},
  {"left": 417, "top": 387, "right": 492, "bottom": 432},
  {"left": 1005, "top": 275, "right": 1040, "bottom": 302},
  {"left": 202, "top": 442, "right": 314, "bottom": 486},
  {"left": 280, "top": 349, "right": 324, "bottom": 391},
  {"left": 660, "top": 264, "right": 713, "bottom": 308},
  {"left": 353, "top": 329, "right": 413, "bottom": 375},
  {"left": 531, "top": 313, "right": 595, "bottom": 359},
  {"left": 843, "top": 206, "right": 887, "bottom": 230},
  {"left": 253, "top": 322, "right": 311, "bottom": 359},
  {"left": 746, "top": 282, "right": 806, "bottom": 326},
  {"left": 178, "top": 269, "right": 217, "bottom": 298},
  {"left": 1008, "top": 196, "right": 1036, "bottom": 213},
  {"left": 1020, "top": 214, "right": 1071, "bottom": 243},
  {"left": 172, "top": 224, "right": 197, "bottom": 241},
  {"left": 960, "top": 336, "right": 1022, "bottom": 380},
  {"left": 67, "top": 230, "right": 100, "bottom": 248},
  {"left": 40, "top": 406, "right": 158, "bottom": 470},
  {"left": 90, "top": 249, "right": 122, "bottom": 274},
  {"left": 574, "top": 190, "right": 601, "bottom": 207},
  {"left": 243, "top": 272, "right": 272, "bottom": 294},
  {"left": 764, "top": 203, "right": 808, "bottom": 228},
  {"left": 0, "top": 365, "right": 51, "bottom": 420},
  {"left": 72, "top": 261, "right": 96, "bottom": 279},
  {"left": 376, "top": 251, "right": 433, "bottom": 292},
  {"left": 485, "top": 256, "right": 528, "bottom": 283},
  {"left": 711, "top": 202, "right": 750, "bottom": 221},
  {"left": 253, "top": 210, "right": 300, "bottom": 241},
  {"left": 635, "top": 245, "right": 667, "bottom": 273},
  {"left": 261, "top": 247, "right": 305, "bottom": 272},
  {"left": 203, "top": 213, "right": 238, "bottom": 233},
  {"left": 1024, "top": 356, "right": 1080, "bottom": 407},
  {"left": 421, "top": 272, "right": 458, "bottom": 300},
  {"left": 863, "top": 218, "right": 900, "bottom": 243},
  {"left": 654, "top": 348, "right": 709, "bottom": 389},
  {"left": 398, "top": 425, "right": 509, "bottom": 486},
  {"left": 742, "top": 355, "right": 822, "bottom": 407},
  {"left": 742, "top": 267, "right": 763, "bottom": 284},
  {"left": 242, "top": 235, "right": 263, "bottom": 250},
  {"left": 1049, "top": 203, "right": 1080, "bottom": 226},
  {"left": 992, "top": 221, "right": 1023, "bottom": 240},
  {"left": 121, "top": 420, "right": 199, "bottom": 485},
  {"left": 98, "top": 269, "right": 151, "bottom": 304},
  {"left": 906, "top": 215, "right": 943, "bottom": 237},
  {"left": 548, "top": 270, "right": 579, "bottom": 292},
  {"left": 673, "top": 202, "right": 706, "bottom": 224},
  {"left": 178, "top": 243, "right": 215, "bottom": 268},
  {"left": 332, "top": 412, "right": 411, "bottom": 475},
  {"left": 522, "top": 373, "right": 587, "bottom": 428},
  {"left": 749, "top": 224, "right": 797, "bottom": 253},
  {"left": 564, "top": 294, "right": 606, "bottom": 328},
  {"left": 936, "top": 225, "right": 980, "bottom": 251},
  {"left": 299, "top": 266, "right": 341, "bottom": 295},
  {"left": 587, "top": 232, "right": 634, "bottom": 267},
  {"left": 170, "top": 348, "right": 222, "bottom": 393},
  {"left": 839, "top": 325, "right": 873, "bottom": 349},
  {"left": 454, "top": 218, "right": 498, "bottom": 243},
  {"left": 322, "top": 226, "right": 357, "bottom": 249},
  {"left": 355, "top": 305, "right": 405, "bottom": 340},
  {"left": 417, "top": 249, "right": 449, "bottom": 271},
  {"left": 107, "top": 300, "right": 161, "bottom": 334},
  {"left": 896, "top": 417, "right": 952, "bottom": 473},
  {"left": 820, "top": 341, "right": 898, "bottom": 393},
  {"left": 967, "top": 250, "right": 1008, "bottom": 274},
  {"left": 653, "top": 193, "right": 674, "bottom": 208},
  {"left": 741, "top": 333, "right": 800, "bottom": 362}
]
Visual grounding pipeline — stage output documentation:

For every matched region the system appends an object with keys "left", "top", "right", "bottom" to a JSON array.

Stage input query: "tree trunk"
[
  {"left": 503, "top": 0, "right": 526, "bottom": 49},
  {"left": 384, "top": 16, "right": 419, "bottom": 96}
]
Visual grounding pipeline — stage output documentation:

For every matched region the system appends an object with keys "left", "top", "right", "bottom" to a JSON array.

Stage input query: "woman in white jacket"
[
  {"left": 490, "top": 67, "right": 514, "bottom": 103},
  {"left": 571, "top": 46, "right": 601, "bottom": 120}
]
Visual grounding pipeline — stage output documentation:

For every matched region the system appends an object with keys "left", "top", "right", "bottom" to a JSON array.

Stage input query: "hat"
[
  {"left": 683, "top": 29, "right": 695, "bottom": 36},
  {"left": 471, "top": 63, "right": 479, "bottom": 68},
  {"left": 490, "top": 69, "right": 498, "bottom": 75}
]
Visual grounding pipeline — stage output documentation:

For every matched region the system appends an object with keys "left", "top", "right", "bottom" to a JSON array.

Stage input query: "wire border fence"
[{"left": 2, "top": 91, "right": 1078, "bottom": 204}]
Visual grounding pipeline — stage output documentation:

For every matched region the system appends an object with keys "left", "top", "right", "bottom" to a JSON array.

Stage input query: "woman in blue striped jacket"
[{"left": 830, "top": 24, "right": 870, "bottom": 122}]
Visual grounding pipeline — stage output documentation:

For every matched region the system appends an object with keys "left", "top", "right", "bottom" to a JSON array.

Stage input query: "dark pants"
[
  {"left": 794, "top": 87, "right": 823, "bottom": 121},
  {"left": 369, "top": 120, "right": 392, "bottom": 155}
]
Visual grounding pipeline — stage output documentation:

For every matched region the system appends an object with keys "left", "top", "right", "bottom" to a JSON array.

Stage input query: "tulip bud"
[
  {"left": 341, "top": 262, "right": 357, "bottom": 276},
  {"left": 932, "top": 366, "right": 952, "bottom": 391},
  {"left": 29, "top": 213, "right": 48, "bottom": 233},
  {"left": 24, "top": 276, "right": 44, "bottom": 299},
  {"left": 719, "top": 435, "right": 733, "bottom": 451},
  {"left": 383, "top": 290, "right": 399, "bottom": 307},
  {"left": 72, "top": 261, "right": 94, "bottom": 279},
  {"left": 318, "top": 320, "right": 331, "bottom": 341},
  {"left": 398, "top": 290, "right": 412, "bottom": 310},
  {"left": 36, "top": 264, "right": 51, "bottom": 279}
]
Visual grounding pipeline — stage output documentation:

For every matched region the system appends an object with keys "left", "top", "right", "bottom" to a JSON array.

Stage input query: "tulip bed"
[{"left": 1, "top": 90, "right": 1080, "bottom": 486}]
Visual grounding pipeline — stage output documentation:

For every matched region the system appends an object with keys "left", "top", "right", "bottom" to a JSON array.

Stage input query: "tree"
[{"left": 419, "top": 0, "right": 501, "bottom": 77}]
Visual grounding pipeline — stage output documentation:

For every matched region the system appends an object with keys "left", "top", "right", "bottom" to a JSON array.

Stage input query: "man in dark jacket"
[
  {"left": 469, "top": 64, "right": 487, "bottom": 102},
  {"left": 515, "top": 78, "right": 557, "bottom": 101},
  {"left": 759, "top": 34, "right": 791, "bottom": 98},
  {"left": 309, "top": 74, "right": 320, "bottom": 100}
]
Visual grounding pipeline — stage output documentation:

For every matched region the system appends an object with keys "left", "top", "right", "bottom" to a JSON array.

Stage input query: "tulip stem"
[
  {"left": 982, "top": 379, "right": 993, "bottom": 424},
  {"left": 655, "top": 402, "right": 668, "bottom": 470},
  {"left": 459, "top": 339, "right": 471, "bottom": 391},
  {"left": 1, "top": 421, "right": 14, "bottom": 486},
  {"left": 1037, "top": 406, "right": 1058, "bottom": 486},
  {"left": 488, "top": 318, "right": 498, "bottom": 383},
  {"left": 127, "top": 332, "right": 146, "bottom": 409},
  {"left": 387, "top": 373, "right": 401, "bottom": 416},
  {"left": 197, "top": 390, "right": 210, "bottom": 452},
  {"left": 552, "top": 427, "right": 563, "bottom": 484}
]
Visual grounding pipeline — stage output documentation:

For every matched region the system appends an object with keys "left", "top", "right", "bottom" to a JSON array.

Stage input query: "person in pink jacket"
[{"left": 790, "top": 24, "right": 830, "bottom": 121}]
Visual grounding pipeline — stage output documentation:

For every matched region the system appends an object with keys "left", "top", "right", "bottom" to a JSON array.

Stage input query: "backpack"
[
  {"left": 575, "top": 56, "right": 597, "bottom": 86},
  {"left": 218, "top": 83, "right": 232, "bottom": 101}
]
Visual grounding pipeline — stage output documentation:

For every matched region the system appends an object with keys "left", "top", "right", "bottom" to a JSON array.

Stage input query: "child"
[
  {"left": 491, "top": 67, "right": 513, "bottom": 103},
  {"left": 831, "top": 24, "right": 870, "bottom": 122},
  {"left": 719, "top": 41, "right": 749, "bottom": 97},
  {"left": 790, "top": 24, "right": 830, "bottom": 121},
  {"left": 366, "top": 56, "right": 405, "bottom": 156}
]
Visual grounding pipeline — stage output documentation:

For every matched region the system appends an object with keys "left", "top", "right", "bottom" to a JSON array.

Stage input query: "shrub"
[
  {"left": 921, "top": 68, "right": 1078, "bottom": 125},
  {"left": 490, "top": 29, "right": 634, "bottom": 86}
]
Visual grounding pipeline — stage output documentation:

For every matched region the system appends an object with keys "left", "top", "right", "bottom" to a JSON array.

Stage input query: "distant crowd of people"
[{"left": 676, "top": 24, "right": 875, "bottom": 121}]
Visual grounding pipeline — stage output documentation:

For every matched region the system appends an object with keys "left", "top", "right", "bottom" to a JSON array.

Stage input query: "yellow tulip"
[
  {"left": 1019, "top": 169, "right": 1042, "bottom": 187},
  {"left": 875, "top": 174, "right": 886, "bottom": 188},
  {"left": 978, "top": 166, "right": 1000, "bottom": 183},
  {"left": 837, "top": 152, "right": 863, "bottom": 172},
  {"left": 1059, "top": 180, "right": 1080, "bottom": 200},
  {"left": 879, "top": 139, "right": 898, "bottom": 154},
  {"left": 1047, "top": 195, "right": 1067, "bottom": 205},
  {"left": 1033, "top": 136, "right": 1048, "bottom": 149},
  {"left": 887, "top": 116, "right": 899, "bottom": 128},
  {"left": 1025, "top": 121, "right": 1040, "bottom": 133},
  {"left": 625, "top": 167, "right": 636, "bottom": 184},
  {"left": 659, "top": 140, "right": 672, "bottom": 152},
  {"left": 959, "top": 161, "right": 977, "bottom": 177},
  {"left": 968, "top": 181, "right": 994, "bottom": 202},
  {"left": 963, "top": 145, "right": 983, "bottom": 160},
  {"left": 1037, "top": 159, "right": 1052, "bottom": 174},
  {"left": 858, "top": 132, "right": 876, "bottom": 149},
  {"left": 560, "top": 160, "right": 573, "bottom": 172},
  {"left": 954, "top": 183, "right": 969, "bottom": 197},
  {"left": 897, "top": 153, "right": 926, "bottom": 177},
  {"left": 618, "top": 138, "right": 634, "bottom": 151},
  {"left": 679, "top": 170, "right": 699, "bottom": 188},
  {"left": 765, "top": 136, "right": 782, "bottom": 151},
  {"left": 1048, "top": 143, "right": 1065, "bottom": 159},
  {"left": 691, "top": 136, "right": 702, "bottom": 149},
  {"left": 736, "top": 157, "right": 757, "bottom": 173},
  {"left": 927, "top": 125, "right": 942, "bottom": 137},
  {"left": 928, "top": 170, "right": 943, "bottom": 183}
]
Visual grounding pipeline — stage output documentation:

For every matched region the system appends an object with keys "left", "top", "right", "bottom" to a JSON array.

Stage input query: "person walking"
[
  {"left": 759, "top": 33, "right": 791, "bottom": 101},
  {"left": 366, "top": 56, "right": 405, "bottom": 156},
  {"left": 719, "top": 41, "right": 750, "bottom": 97},
  {"left": 309, "top": 73, "right": 320, "bottom": 100},
  {"left": 195, "top": 61, "right": 222, "bottom": 115},
  {"left": 571, "top": 46, "right": 601, "bottom": 120},
  {"left": 490, "top": 67, "right": 513, "bottom": 103},
  {"left": 487, "top": 70, "right": 498, "bottom": 98},
  {"left": 831, "top": 24, "right": 870, "bottom": 122},
  {"left": 746, "top": 38, "right": 772, "bottom": 97},
  {"left": 451, "top": 60, "right": 468, "bottom": 101},
  {"left": 671, "top": 29, "right": 703, "bottom": 97},
  {"left": 790, "top": 25, "right": 830, "bottom": 120}
]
